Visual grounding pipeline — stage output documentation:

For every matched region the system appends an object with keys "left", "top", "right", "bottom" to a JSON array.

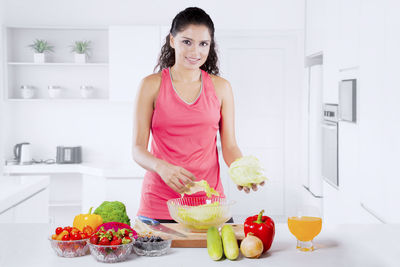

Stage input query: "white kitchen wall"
[
  {"left": 0, "top": 1, "right": 5, "bottom": 174},
  {"left": 2, "top": 0, "right": 305, "bottom": 166}
]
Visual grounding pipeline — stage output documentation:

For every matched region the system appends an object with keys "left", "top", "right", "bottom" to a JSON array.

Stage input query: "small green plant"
[
  {"left": 28, "top": 39, "right": 54, "bottom": 53},
  {"left": 70, "top": 40, "right": 91, "bottom": 55}
]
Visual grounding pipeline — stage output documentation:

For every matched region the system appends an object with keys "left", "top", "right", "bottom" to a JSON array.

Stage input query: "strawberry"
[
  {"left": 99, "top": 237, "right": 110, "bottom": 246},
  {"left": 111, "top": 238, "right": 122, "bottom": 246},
  {"left": 90, "top": 235, "right": 99, "bottom": 245}
]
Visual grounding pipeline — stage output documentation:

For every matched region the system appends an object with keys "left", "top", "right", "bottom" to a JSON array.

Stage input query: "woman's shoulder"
[
  {"left": 141, "top": 72, "right": 162, "bottom": 89},
  {"left": 139, "top": 72, "right": 163, "bottom": 96},
  {"left": 209, "top": 74, "right": 232, "bottom": 96}
]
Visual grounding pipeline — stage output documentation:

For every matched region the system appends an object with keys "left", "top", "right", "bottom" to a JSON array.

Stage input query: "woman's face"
[{"left": 170, "top": 24, "right": 211, "bottom": 70}]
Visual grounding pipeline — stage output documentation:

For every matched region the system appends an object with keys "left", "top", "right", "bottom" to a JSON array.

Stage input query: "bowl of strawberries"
[
  {"left": 88, "top": 222, "right": 137, "bottom": 263},
  {"left": 49, "top": 226, "right": 90, "bottom": 257}
]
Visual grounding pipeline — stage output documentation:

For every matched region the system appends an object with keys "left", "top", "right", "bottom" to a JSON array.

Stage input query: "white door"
[{"left": 217, "top": 32, "right": 301, "bottom": 222}]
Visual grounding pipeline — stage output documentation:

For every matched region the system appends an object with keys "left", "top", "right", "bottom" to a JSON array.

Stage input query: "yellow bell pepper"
[{"left": 73, "top": 207, "right": 103, "bottom": 231}]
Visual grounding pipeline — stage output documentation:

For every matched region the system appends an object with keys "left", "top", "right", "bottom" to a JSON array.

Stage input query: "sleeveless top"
[{"left": 137, "top": 68, "right": 224, "bottom": 219}]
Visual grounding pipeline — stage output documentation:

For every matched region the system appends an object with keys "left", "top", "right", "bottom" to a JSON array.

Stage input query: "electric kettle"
[{"left": 13, "top": 142, "right": 32, "bottom": 165}]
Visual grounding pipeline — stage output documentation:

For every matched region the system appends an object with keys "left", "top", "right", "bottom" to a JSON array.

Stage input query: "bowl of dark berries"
[
  {"left": 88, "top": 224, "right": 136, "bottom": 263},
  {"left": 132, "top": 235, "right": 171, "bottom": 256}
]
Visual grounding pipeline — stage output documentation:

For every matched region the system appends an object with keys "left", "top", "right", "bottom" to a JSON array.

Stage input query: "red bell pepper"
[{"left": 244, "top": 210, "right": 275, "bottom": 252}]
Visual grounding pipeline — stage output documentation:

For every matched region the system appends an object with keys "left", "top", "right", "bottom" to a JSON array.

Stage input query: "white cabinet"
[
  {"left": 337, "top": 0, "right": 361, "bottom": 69},
  {"left": 0, "top": 179, "right": 49, "bottom": 224},
  {"left": 305, "top": 0, "right": 325, "bottom": 56},
  {"left": 109, "top": 26, "right": 161, "bottom": 102},
  {"left": 359, "top": 0, "right": 400, "bottom": 223},
  {"left": 322, "top": 0, "right": 340, "bottom": 104}
]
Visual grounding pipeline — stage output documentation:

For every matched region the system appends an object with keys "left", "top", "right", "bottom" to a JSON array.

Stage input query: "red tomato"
[
  {"left": 55, "top": 227, "right": 63, "bottom": 235},
  {"left": 82, "top": 225, "right": 94, "bottom": 236},
  {"left": 71, "top": 228, "right": 80, "bottom": 235},
  {"left": 71, "top": 233, "right": 81, "bottom": 240},
  {"left": 63, "top": 226, "right": 73, "bottom": 233},
  {"left": 62, "top": 234, "right": 70, "bottom": 241}
]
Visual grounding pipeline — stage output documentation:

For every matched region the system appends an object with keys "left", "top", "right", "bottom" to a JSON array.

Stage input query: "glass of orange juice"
[{"left": 287, "top": 205, "right": 322, "bottom": 252}]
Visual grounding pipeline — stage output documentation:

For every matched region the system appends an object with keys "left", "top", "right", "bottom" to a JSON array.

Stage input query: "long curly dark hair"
[{"left": 154, "top": 7, "right": 219, "bottom": 75}]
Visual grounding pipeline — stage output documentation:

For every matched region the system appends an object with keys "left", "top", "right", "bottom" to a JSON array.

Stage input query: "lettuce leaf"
[
  {"left": 182, "top": 180, "right": 220, "bottom": 198},
  {"left": 228, "top": 155, "right": 267, "bottom": 187},
  {"left": 177, "top": 202, "right": 222, "bottom": 229}
]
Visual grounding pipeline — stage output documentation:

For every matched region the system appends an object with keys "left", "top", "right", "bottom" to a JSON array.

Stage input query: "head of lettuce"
[{"left": 228, "top": 156, "right": 267, "bottom": 187}]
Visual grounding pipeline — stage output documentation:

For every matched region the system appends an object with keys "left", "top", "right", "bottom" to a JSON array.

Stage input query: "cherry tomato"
[
  {"left": 82, "top": 225, "right": 94, "bottom": 236},
  {"left": 70, "top": 233, "right": 81, "bottom": 240},
  {"left": 62, "top": 234, "right": 70, "bottom": 241},
  {"left": 55, "top": 227, "right": 63, "bottom": 235},
  {"left": 63, "top": 226, "right": 73, "bottom": 233},
  {"left": 71, "top": 228, "right": 80, "bottom": 235}
]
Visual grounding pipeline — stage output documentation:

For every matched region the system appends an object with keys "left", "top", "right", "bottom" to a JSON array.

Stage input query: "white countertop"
[
  {"left": 0, "top": 223, "right": 398, "bottom": 267},
  {"left": 3, "top": 163, "right": 146, "bottom": 178},
  {"left": 0, "top": 175, "right": 50, "bottom": 214}
]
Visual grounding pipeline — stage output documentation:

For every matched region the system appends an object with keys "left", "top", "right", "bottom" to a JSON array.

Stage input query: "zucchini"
[
  {"left": 221, "top": 225, "right": 239, "bottom": 260},
  {"left": 207, "top": 226, "right": 223, "bottom": 260}
]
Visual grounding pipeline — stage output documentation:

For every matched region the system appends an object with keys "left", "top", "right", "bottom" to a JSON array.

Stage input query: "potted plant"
[
  {"left": 28, "top": 39, "right": 54, "bottom": 63},
  {"left": 71, "top": 40, "right": 91, "bottom": 63}
]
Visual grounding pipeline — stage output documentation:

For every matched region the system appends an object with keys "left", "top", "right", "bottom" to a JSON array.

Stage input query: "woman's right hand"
[{"left": 156, "top": 162, "right": 196, "bottom": 194}]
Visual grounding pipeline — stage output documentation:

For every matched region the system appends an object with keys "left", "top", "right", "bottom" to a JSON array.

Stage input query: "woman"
[{"left": 132, "top": 7, "right": 263, "bottom": 222}]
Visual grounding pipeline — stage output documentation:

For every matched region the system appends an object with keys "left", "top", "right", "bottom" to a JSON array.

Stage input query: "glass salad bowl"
[
  {"left": 88, "top": 242, "right": 134, "bottom": 263},
  {"left": 49, "top": 237, "right": 89, "bottom": 257},
  {"left": 167, "top": 196, "right": 235, "bottom": 232}
]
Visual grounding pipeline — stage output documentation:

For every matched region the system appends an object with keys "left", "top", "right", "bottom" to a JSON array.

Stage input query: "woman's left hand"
[{"left": 237, "top": 181, "right": 265, "bottom": 193}]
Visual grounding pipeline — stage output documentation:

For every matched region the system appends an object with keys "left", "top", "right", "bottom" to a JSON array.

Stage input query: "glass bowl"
[
  {"left": 132, "top": 238, "right": 171, "bottom": 256},
  {"left": 167, "top": 196, "right": 235, "bottom": 231},
  {"left": 49, "top": 237, "right": 89, "bottom": 257},
  {"left": 88, "top": 242, "right": 133, "bottom": 263}
]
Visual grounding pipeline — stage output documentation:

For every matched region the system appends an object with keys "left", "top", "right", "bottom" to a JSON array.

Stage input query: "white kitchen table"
[{"left": 0, "top": 223, "right": 398, "bottom": 267}]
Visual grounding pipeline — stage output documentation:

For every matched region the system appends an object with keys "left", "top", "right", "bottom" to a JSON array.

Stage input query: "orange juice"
[{"left": 287, "top": 216, "right": 322, "bottom": 241}]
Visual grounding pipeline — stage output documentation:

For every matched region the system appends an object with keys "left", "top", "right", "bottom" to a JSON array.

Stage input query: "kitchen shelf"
[
  {"left": 4, "top": 26, "right": 109, "bottom": 100},
  {"left": 8, "top": 62, "right": 108, "bottom": 66}
]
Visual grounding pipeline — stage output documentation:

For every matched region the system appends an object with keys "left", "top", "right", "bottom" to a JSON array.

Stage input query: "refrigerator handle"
[{"left": 303, "top": 185, "right": 323, "bottom": 199}]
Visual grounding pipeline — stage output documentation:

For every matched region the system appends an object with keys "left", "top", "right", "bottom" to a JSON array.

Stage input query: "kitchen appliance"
[
  {"left": 13, "top": 142, "right": 32, "bottom": 165},
  {"left": 56, "top": 146, "right": 82, "bottom": 164},
  {"left": 322, "top": 104, "right": 339, "bottom": 188},
  {"left": 339, "top": 79, "right": 357, "bottom": 122}
]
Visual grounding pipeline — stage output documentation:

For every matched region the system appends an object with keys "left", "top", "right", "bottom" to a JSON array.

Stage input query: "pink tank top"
[{"left": 137, "top": 68, "right": 224, "bottom": 219}]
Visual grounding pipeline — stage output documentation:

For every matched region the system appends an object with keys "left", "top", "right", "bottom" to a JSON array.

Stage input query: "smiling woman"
[{"left": 132, "top": 7, "right": 263, "bottom": 222}]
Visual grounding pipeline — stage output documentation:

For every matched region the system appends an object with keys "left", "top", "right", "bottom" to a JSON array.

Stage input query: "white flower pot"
[
  {"left": 20, "top": 86, "right": 35, "bottom": 99},
  {"left": 80, "top": 86, "right": 94, "bottom": 98},
  {"left": 74, "top": 53, "right": 87, "bottom": 64},
  {"left": 48, "top": 86, "right": 62, "bottom": 99},
  {"left": 34, "top": 53, "right": 45, "bottom": 63}
]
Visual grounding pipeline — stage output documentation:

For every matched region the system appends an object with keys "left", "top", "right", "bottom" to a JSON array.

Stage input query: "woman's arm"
[
  {"left": 213, "top": 76, "right": 264, "bottom": 193},
  {"left": 132, "top": 74, "right": 195, "bottom": 193},
  {"left": 215, "top": 78, "right": 243, "bottom": 167}
]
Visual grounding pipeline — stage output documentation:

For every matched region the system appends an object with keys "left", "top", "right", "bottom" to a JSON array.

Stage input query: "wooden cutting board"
[{"left": 158, "top": 223, "right": 245, "bottom": 248}]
